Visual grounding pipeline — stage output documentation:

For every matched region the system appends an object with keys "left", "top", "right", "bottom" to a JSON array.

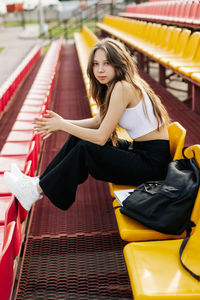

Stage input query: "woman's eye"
[
  {"left": 105, "top": 62, "right": 110, "bottom": 65},
  {"left": 93, "top": 62, "right": 98, "bottom": 66}
]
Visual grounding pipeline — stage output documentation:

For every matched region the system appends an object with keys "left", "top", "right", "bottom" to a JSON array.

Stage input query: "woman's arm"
[
  {"left": 68, "top": 114, "right": 100, "bottom": 129},
  {"left": 34, "top": 82, "right": 131, "bottom": 145}
]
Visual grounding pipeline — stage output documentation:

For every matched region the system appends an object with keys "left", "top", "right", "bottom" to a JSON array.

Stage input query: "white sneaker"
[
  {"left": 10, "top": 163, "right": 39, "bottom": 184},
  {"left": 3, "top": 171, "right": 41, "bottom": 211},
  {"left": 10, "top": 163, "right": 43, "bottom": 200}
]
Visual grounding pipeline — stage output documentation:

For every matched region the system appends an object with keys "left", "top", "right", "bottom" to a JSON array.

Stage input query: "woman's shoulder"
[
  {"left": 113, "top": 80, "right": 137, "bottom": 94},
  {"left": 113, "top": 81, "right": 141, "bottom": 104}
]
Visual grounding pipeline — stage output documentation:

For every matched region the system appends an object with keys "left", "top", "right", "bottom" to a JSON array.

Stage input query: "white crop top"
[{"left": 118, "top": 88, "right": 160, "bottom": 139}]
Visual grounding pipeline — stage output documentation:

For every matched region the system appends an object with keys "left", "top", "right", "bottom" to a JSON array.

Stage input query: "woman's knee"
[{"left": 77, "top": 140, "right": 101, "bottom": 152}]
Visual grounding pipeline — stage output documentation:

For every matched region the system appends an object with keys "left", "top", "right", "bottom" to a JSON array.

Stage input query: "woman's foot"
[
  {"left": 10, "top": 163, "right": 39, "bottom": 183},
  {"left": 4, "top": 171, "right": 41, "bottom": 211}
]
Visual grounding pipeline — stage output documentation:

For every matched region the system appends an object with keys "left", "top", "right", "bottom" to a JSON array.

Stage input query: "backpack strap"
[
  {"left": 113, "top": 205, "right": 122, "bottom": 210},
  {"left": 179, "top": 222, "right": 200, "bottom": 281}
]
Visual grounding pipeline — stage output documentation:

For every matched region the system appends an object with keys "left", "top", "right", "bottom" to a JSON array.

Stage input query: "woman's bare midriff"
[{"left": 134, "top": 124, "right": 169, "bottom": 142}]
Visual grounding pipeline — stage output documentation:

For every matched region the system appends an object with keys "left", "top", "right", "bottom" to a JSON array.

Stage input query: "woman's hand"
[{"left": 34, "top": 110, "right": 64, "bottom": 139}]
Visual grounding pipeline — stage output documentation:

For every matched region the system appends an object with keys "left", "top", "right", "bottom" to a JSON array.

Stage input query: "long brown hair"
[{"left": 87, "top": 38, "right": 170, "bottom": 144}]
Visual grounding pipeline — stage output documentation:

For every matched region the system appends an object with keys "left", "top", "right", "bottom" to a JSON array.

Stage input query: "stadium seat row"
[
  {"left": 74, "top": 26, "right": 200, "bottom": 299},
  {"left": 97, "top": 16, "right": 200, "bottom": 113},
  {"left": 0, "top": 38, "right": 63, "bottom": 300},
  {"left": 120, "top": 0, "right": 200, "bottom": 27},
  {"left": 0, "top": 45, "right": 41, "bottom": 118}
]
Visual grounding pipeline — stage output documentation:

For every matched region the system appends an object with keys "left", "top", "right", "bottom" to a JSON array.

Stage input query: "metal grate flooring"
[
  {"left": 15, "top": 233, "right": 130, "bottom": 299},
  {"left": 14, "top": 42, "right": 133, "bottom": 299}
]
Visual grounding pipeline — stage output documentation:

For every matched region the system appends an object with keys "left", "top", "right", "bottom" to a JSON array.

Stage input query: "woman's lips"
[{"left": 98, "top": 76, "right": 106, "bottom": 80}]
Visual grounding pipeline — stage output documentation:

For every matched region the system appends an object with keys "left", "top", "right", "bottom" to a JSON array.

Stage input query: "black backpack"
[
  {"left": 120, "top": 147, "right": 199, "bottom": 235},
  {"left": 117, "top": 147, "right": 200, "bottom": 280}
]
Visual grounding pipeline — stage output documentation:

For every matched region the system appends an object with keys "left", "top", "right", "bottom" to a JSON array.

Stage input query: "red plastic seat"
[
  {"left": 177, "top": 1, "right": 193, "bottom": 24},
  {"left": 6, "top": 130, "right": 34, "bottom": 142},
  {"left": 1, "top": 141, "right": 31, "bottom": 156},
  {"left": 193, "top": 2, "right": 200, "bottom": 25},
  {"left": 167, "top": 1, "right": 178, "bottom": 21},
  {"left": 0, "top": 196, "right": 13, "bottom": 225},
  {"left": 4, "top": 196, "right": 16, "bottom": 225},
  {"left": 12, "top": 121, "right": 34, "bottom": 131},
  {"left": 0, "top": 174, "right": 12, "bottom": 196},
  {"left": 0, "top": 138, "right": 38, "bottom": 174},
  {"left": 0, "top": 155, "right": 27, "bottom": 173},
  {"left": 186, "top": 0, "right": 199, "bottom": 24},
  {"left": 20, "top": 105, "right": 42, "bottom": 113},
  {"left": 4, "top": 198, "right": 22, "bottom": 257},
  {"left": 0, "top": 221, "right": 16, "bottom": 300},
  {"left": 23, "top": 99, "right": 44, "bottom": 106},
  {"left": 0, "top": 225, "right": 4, "bottom": 251},
  {"left": 27, "top": 92, "right": 47, "bottom": 100},
  {"left": 16, "top": 111, "right": 40, "bottom": 122}
]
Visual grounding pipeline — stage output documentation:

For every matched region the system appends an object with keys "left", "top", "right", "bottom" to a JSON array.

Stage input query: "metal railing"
[{"left": 45, "top": 1, "right": 126, "bottom": 40}]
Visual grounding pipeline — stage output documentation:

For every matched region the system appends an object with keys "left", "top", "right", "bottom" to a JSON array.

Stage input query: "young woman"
[{"left": 4, "top": 38, "right": 171, "bottom": 211}]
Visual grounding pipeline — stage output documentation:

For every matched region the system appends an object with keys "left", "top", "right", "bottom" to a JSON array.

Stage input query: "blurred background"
[{"left": 0, "top": 0, "right": 147, "bottom": 37}]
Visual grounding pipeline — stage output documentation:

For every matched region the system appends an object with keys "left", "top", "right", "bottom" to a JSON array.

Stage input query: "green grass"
[
  {"left": 3, "top": 20, "right": 39, "bottom": 27},
  {"left": 2, "top": 18, "right": 100, "bottom": 40}
]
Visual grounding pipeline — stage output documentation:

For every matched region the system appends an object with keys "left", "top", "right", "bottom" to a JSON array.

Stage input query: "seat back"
[
  {"left": 168, "top": 121, "right": 186, "bottom": 160},
  {"left": 182, "top": 31, "right": 200, "bottom": 60},
  {"left": 193, "top": 2, "right": 200, "bottom": 23},
  {"left": 192, "top": 42, "right": 200, "bottom": 63},
  {"left": 165, "top": 26, "right": 181, "bottom": 51},
  {"left": 4, "top": 198, "right": 22, "bottom": 257},
  {"left": 178, "top": 0, "right": 191, "bottom": 19},
  {"left": 180, "top": 145, "right": 200, "bottom": 274},
  {"left": 155, "top": 25, "right": 168, "bottom": 48},
  {"left": 167, "top": 1, "right": 176, "bottom": 17},
  {"left": 0, "top": 221, "right": 16, "bottom": 300},
  {"left": 172, "top": 28, "right": 191, "bottom": 56},
  {"left": 82, "top": 26, "right": 98, "bottom": 49},
  {"left": 184, "top": 145, "right": 200, "bottom": 226},
  {"left": 149, "top": 23, "right": 162, "bottom": 45},
  {"left": 187, "top": 0, "right": 197, "bottom": 20}
]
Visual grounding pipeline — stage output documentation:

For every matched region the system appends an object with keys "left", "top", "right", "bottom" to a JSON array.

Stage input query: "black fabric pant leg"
[
  {"left": 40, "top": 135, "right": 82, "bottom": 180},
  {"left": 39, "top": 136, "right": 171, "bottom": 210}
]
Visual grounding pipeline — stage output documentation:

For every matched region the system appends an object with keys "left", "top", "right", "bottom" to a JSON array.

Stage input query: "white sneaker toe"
[
  {"left": 10, "top": 163, "right": 39, "bottom": 184},
  {"left": 3, "top": 171, "right": 39, "bottom": 211}
]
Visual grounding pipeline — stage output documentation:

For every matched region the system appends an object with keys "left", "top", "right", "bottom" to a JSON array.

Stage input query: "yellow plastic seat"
[
  {"left": 83, "top": 29, "right": 98, "bottom": 48},
  {"left": 74, "top": 26, "right": 99, "bottom": 115},
  {"left": 168, "top": 121, "right": 186, "bottom": 160},
  {"left": 191, "top": 72, "right": 200, "bottom": 83},
  {"left": 124, "top": 203, "right": 200, "bottom": 299},
  {"left": 128, "top": 23, "right": 161, "bottom": 53},
  {"left": 116, "top": 126, "right": 132, "bottom": 141},
  {"left": 97, "top": 16, "right": 164, "bottom": 56},
  {"left": 113, "top": 144, "right": 200, "bottom": 242},
  {"left": 143, "top": 25, "right": 172, "bottom": 56},
  {"left": 177, "top": 37, "right": 200, "bottom": 76},
  {"left": 179, "top": 66, "right": 200, "bottom": 77},
  {"left": 167, "top": 32, "right": 200, "bottom": 70},
  {"left": 109, "top": 121, "right": 186, "bottom": 198},
  {"left": 152, "top": 27, "right": 181, "bottom": 60},
  {"left": 159, "top": 29, "right": 191, "bottom": 65}
]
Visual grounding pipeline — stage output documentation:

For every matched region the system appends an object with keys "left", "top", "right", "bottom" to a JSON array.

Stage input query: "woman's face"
[{"left": 93, "top": 49, "right": 115, "bottom": 85}]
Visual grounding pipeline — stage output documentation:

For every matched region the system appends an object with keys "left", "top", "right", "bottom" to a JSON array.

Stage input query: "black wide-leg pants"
[{"left": 39, "top": 135, "right": 171, "bottom": 210}]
